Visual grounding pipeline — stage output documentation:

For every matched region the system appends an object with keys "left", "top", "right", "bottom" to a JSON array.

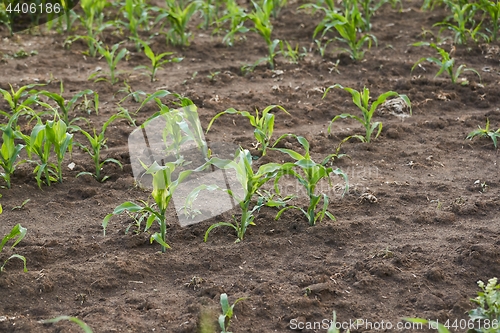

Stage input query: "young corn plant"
[
  {"left": 358, "top": 0, "right": 391, "bottom": 31},
  {"left": 38, "top": 82, "right": 96, "bottom": 129},
  {"left": 0, "top": 224, "right": 27, "bottom": 273},
  {"left": 44, "top": 118, "right": 74, "bottom": 184},
  {"left": 315, "top": 3, "right": 377, "bottom": 60},
  {"left": 114, "top": 0, "right": 152, "bottom": 50},
  {"left": 206, "top": 105, "right": 290, "bottom": 156},
  {"left": 412, "top": 42, "right": 481, "bottom": 84},
  {"left": 46, "top": 7, "right": 79, "bottom": 33},
  {"left": 74, "top": 0, "right": 112, "bottom": 57},
  {"left": 245, "top": 0, "right": 280, "bottom": 70},
  {"left": 323, "top": 84, "right": 411, "bottom": 143},
  {"left": 75, "top": 114, "right": 124, "bottom": 182},
  {"left": 217, "top": 0, "right": 249, "bottom": 47},
  {"left": 198, "top": 0, "right": 225, "bottom": 30},
  {"left": 193, "top": 148, "right": 283, "bottom": 242},
  {"left": 0, "top": 123, "right": 25, "bottom": 189},
  {"left": 219, "top": 293, "right": 247, "bottom": 333},
  {"left": 272, "top": 135, "right": 348, "bottom": 226},
  {"left": 269, "top": 0, "right": 288, "bottom": 18},
  {"left": 279, "top": 41, "right": 307, "bottom": 64},
  {"left": 154, "top": 0, "right": 200, "bottom": 46},
  {"left": 42, "top": 316, "right": 93, "bottom": 333},
  {"left": 89, "top": 41, "right": 129, "bottom": 85},
  {"left": 467, "top": 118, "right": 500, "bottom": 149},
  {"left": 103, "top": 159, "right": 194, "bottom": 252},
  {"left": 134, "top": 40, "right": 183, "bottom": 82},
  {"left": 480, "top": 0, "right": 500, "bottom": 42},
  {"left": 0, "top": 83, "right": 42, "bottom": 127},
  {"left": 328, "top": 312, "right": 351, "bottom": 333},
  {"left": 314, "top": 38, "right": 333, "bottom": 57},
  {"left": 434, "top": 0, "right": 486, "bottom": 45},
  {"left": 138, "top": 92, "right": 207, "bottom": 158},
  {"left": 22, "top": 118, "right": 73, "bottom": 188},
  {"left": 22, "top": 122, "right": 56, "bottom": 188}
]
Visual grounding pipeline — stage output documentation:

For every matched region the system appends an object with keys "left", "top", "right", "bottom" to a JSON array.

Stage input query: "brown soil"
[{"left": 1, "top": 1, "right": 500, "bottom": 332}]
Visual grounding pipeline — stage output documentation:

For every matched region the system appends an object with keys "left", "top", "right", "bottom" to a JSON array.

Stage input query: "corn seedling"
[
  {"left": 46, "top": 7, "right": 79, "bottom": 33},
  {"left": 207, "top": 105, "right": 289, "bottom": 156},
  {"left": 412, "top": 42, "right": 481, "bottom": 85},
  {"left": 138, "top": 93, "right": 207, "bottom": 158},
  {"left": 22, "top": 123, "right": 56, "bottom": 188},
  {"left": 12, "top": 199, "right": 30, "bottom": 211},
  {"left": 469, "top": 277, "right": 500, "bottom": 332},
  {"left": 114, "top": 0, "right": 152, "bottom": 50},
  {"left": 219, "top": 293, "right": 247, "bottom": 333},
  {"left": 467, "top": 118, "right": 500, "bottom": 149},
  {"left": 193, "top": 148, "right": 283, "bottom": 242},
  {"left": 245, "top": 0, "right": 280, "bottom": 70},
  {"left": 272, "top": 134, "right": 348, "bottom": 226},
  {"left": 103, "top": 159, "right": 194, "bottom": 252},
  {"left": 89, "top": 41, "right": 129, "bottom": 85},
  {"left": 137, "top": 89, "right": 194, "bottom": 113},
  {"left": 22, "top": 118, "right": 73, "bottom": 188},
  {"left": 0, "top": 83, "right": 42, "bottom": 124},
  {"left": 434, "top": 0, "right": 486, "bottom": 45},
  {"left": 314, "top": 38, "right": 333, "bottom": 57},
  {"left": 134, "top": 40, "right": 183, "bottom": 82},
  {"left": 0, "top": 224, "right": 27, "bottom": 273},
  {"left": 480, "top": 0, "right": 500, "bottom": 42},
  {"left": 314, "top": 2, "right": 377, "bottom": 60},
  {"left": 118, "top": 81, "right": 147, "bottom": 104},
  {"left": 328, "top": 312, "right": 351, "bottom": 333},
  {"left": 76, "top": 0, "right": 112, "bottom": 57},
  {"left": 358, "top": 0, "right": 391, "bottom": 31},
  {"left": 154, "top": 0, "right": 200, "bottom": 46},
  {"left": 0, "top": 122, "right": 25, "bottom": 189},
  {"left": 198, "top": 0, "right": 224, "bottom": 30},
  {"left": 44, "top": 118, "right": 74, "bottom": 184},
  {"left": 268, "top": 0, "right": 288, "bottom": 18},
  {"left": 217, "top": 0, "right": 249, "bottom": 47},
  {"left": 74, "top": 114, "right": 124, "bottom": 182},
  {"left": 323, "top": 84, "right": 411, "bottom": 143},
  {"left": 42, "top": 316, "right": 93, "bottom": 333},
  {"left": 38, "top": 82, "right": 95, "bottom": 130},
  {"left": 207, "top": 71, "right": 221, "bottom": 82},
  {"left": 279, "top": 41, "right": 307, "bottom": 64}
]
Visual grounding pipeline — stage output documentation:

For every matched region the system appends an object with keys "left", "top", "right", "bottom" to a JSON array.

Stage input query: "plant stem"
[
  {"left": 238, "top": 199, "right": 251, "bottom": 241},
  {"left": 160, "top": 213, "right": 167, "bottom": 253}
]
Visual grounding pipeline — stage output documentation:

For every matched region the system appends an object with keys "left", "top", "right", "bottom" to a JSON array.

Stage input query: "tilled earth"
[{"left": 0, "top": 0, "right": 499, "bottom": 332}]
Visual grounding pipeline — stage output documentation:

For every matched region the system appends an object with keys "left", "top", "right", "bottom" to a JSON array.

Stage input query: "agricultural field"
[{"left": 0, "top": 0, "right": 500, "bottom": 332}]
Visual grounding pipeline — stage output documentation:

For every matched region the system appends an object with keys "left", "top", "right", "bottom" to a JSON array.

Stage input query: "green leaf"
[
  {"left": 0, "top": 224, "right": 27, "bottom": 253},
  {"left": 150, "top": 232, "right": 171, "bottom": 249},
  {"left": 41, "top": 316, "right": 93, "bottom": 333},
  {"left": 204, "top": 222, "right": 238, "bottom": 242},
  {"left": 3, "top": 254, "right": 27, "bottom": 272},
  {"left": 270, "top": 147, "right": 304, "bottom": 160}
]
